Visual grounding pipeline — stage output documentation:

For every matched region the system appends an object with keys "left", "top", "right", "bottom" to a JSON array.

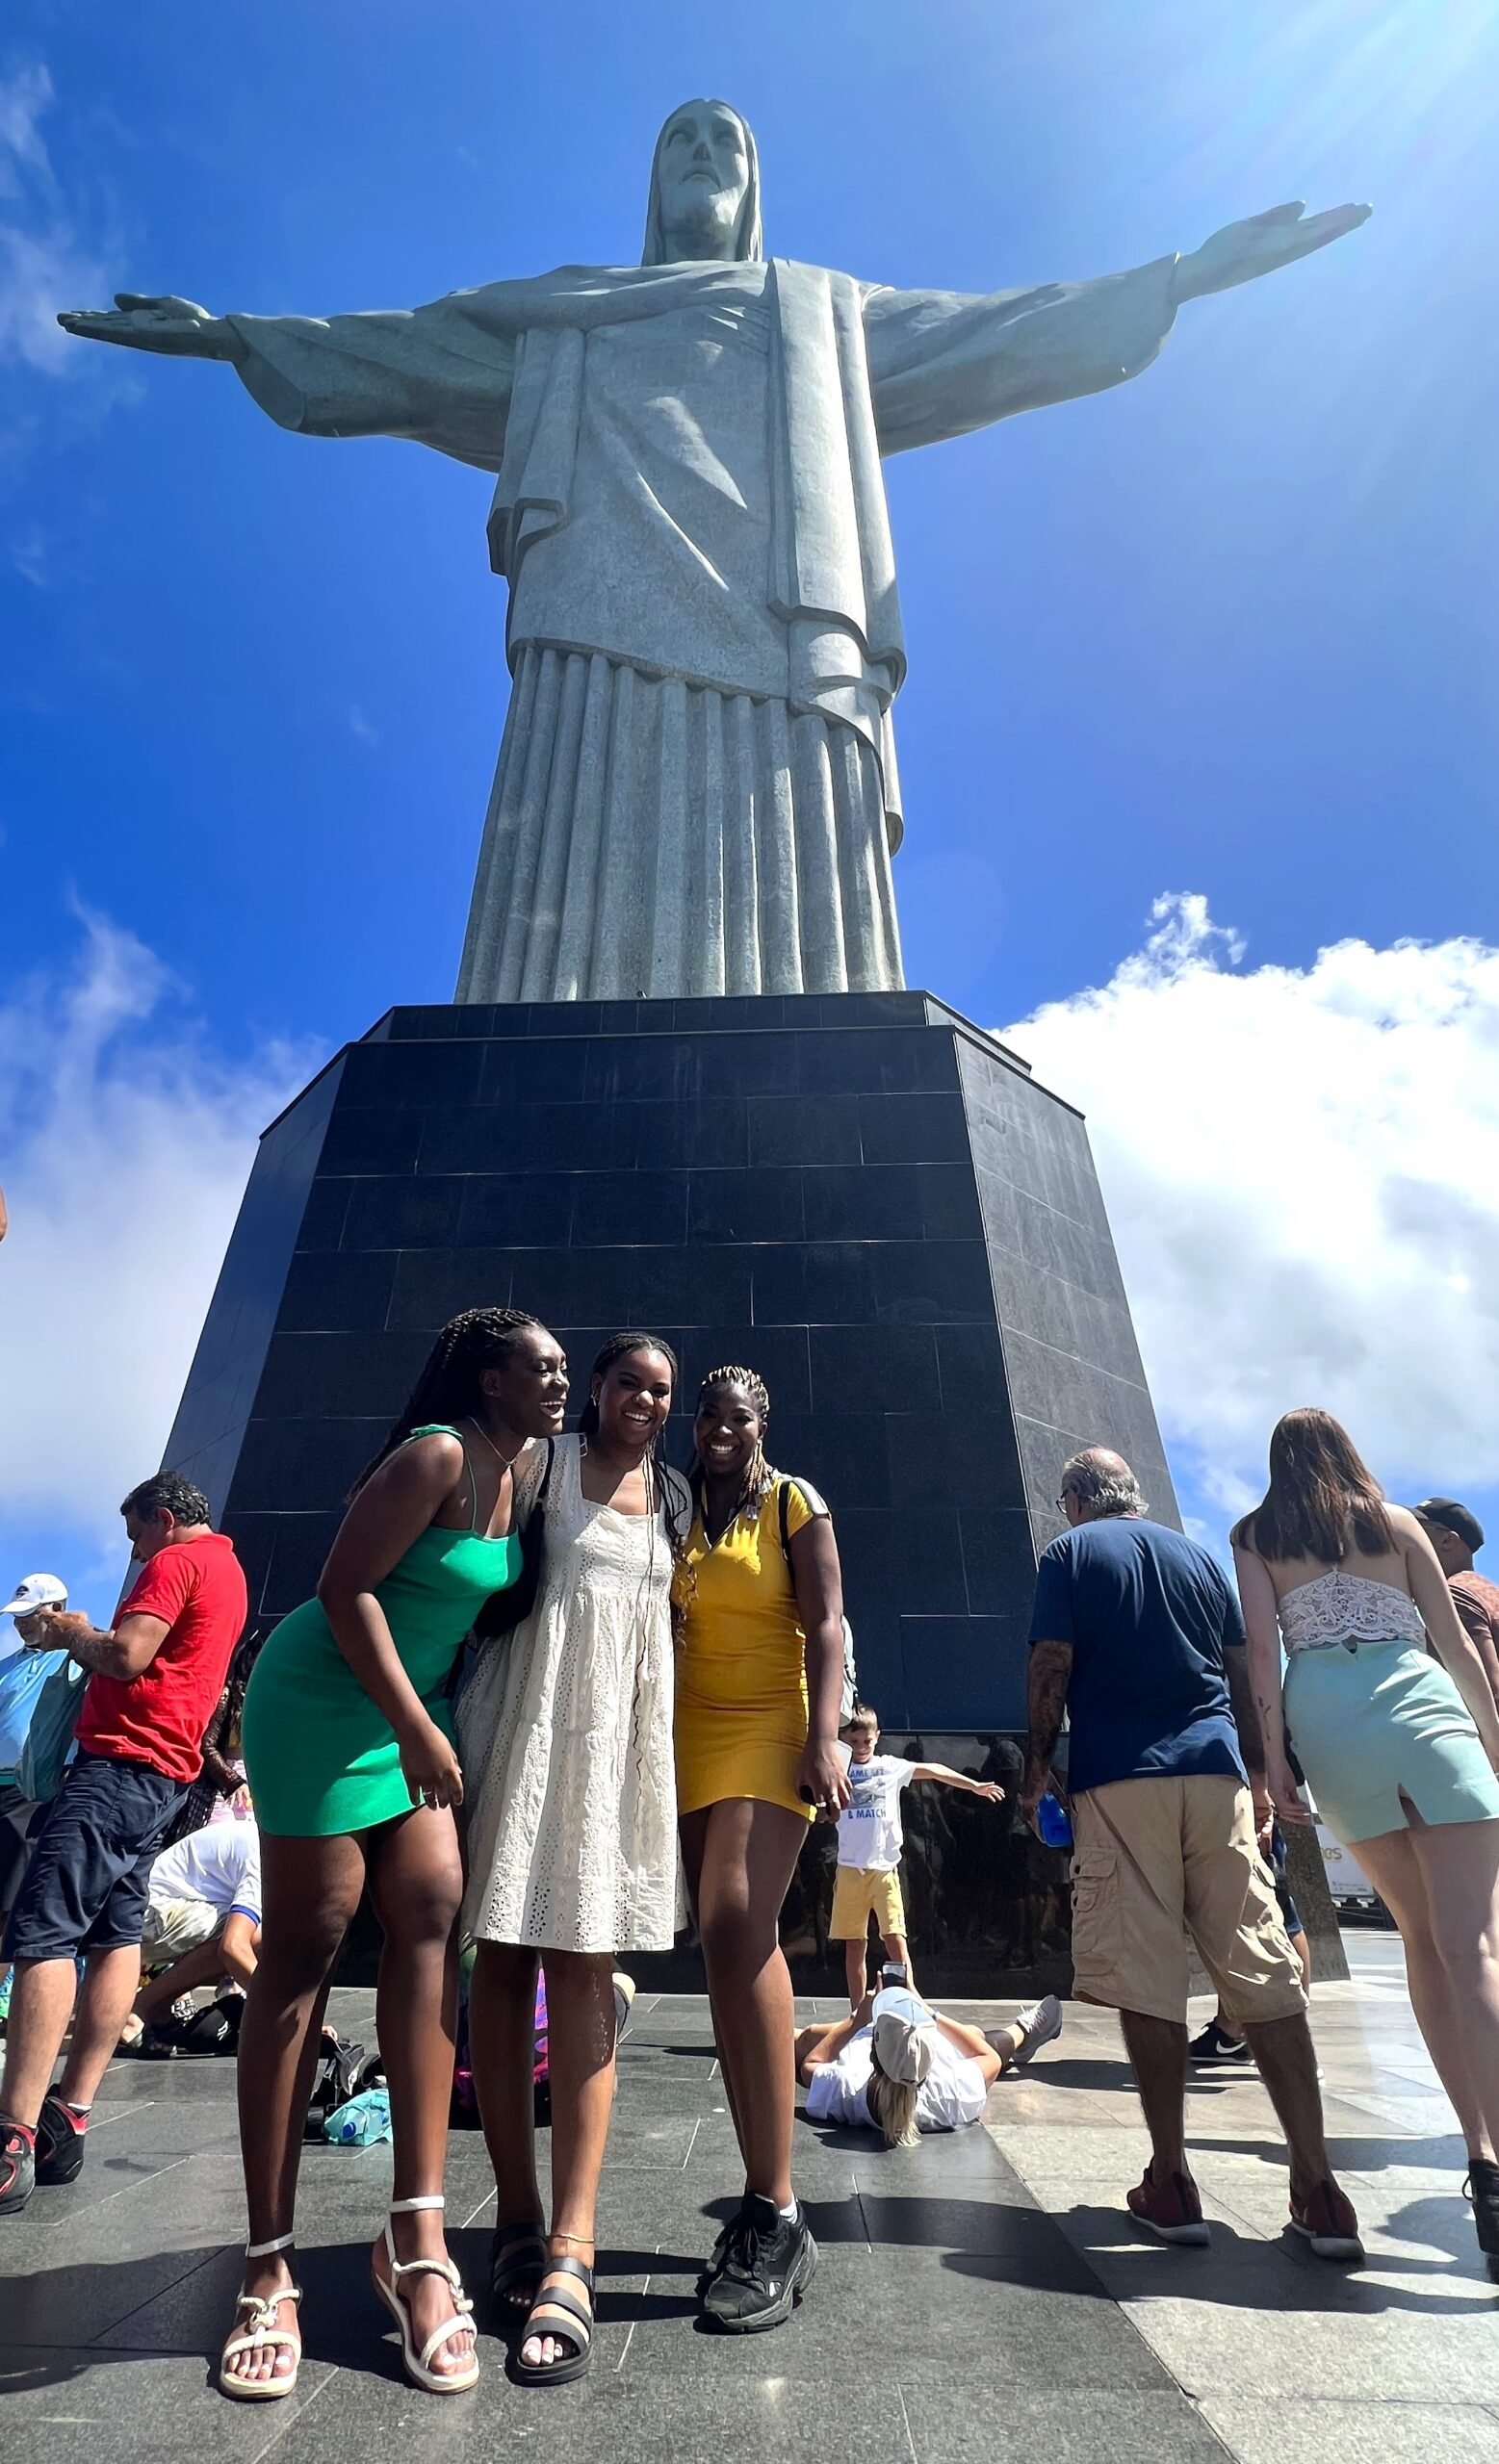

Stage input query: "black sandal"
[
  {"left": 511, "top": 2255, "right": 594, "bottom": 2387},
  {"left": 490, "top": 2220, "right": 548, "bottom": 2311}
]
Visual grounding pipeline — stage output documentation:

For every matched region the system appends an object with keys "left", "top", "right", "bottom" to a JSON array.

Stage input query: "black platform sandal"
[
  {"left": 511, "top": 2254, "right": 594, "bottom": 2387},
  {"left": 490, "top": 2220, "right": 548, "bottom": 2311}
]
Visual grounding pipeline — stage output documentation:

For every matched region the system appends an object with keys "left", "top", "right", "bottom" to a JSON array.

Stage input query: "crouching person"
[{"left": 124, "top": 1817, "right": 262, "bottom": 2050}]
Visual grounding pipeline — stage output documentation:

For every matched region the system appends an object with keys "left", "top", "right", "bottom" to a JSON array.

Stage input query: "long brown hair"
[{"left": 1232, "top": 1407, "right": 1394, "bottom": 1564}]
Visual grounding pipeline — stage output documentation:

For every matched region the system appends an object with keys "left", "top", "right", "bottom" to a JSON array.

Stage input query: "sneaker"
[
  {"left": 1005, "top": 1994, "right": 1064, "bottom": 2066},
  {"left": 0, "top": 2119, "right": 36, "bottom": 2215},
  {"left": 1288, "top": 2177, "right": 1363, "bottom": 2261},
  {"left": 1189, "top": 2018, "right": 1251, "bottom": 2065},
  {"left": 1464, "top": 2159, "right": 1499, "bottom": 2276},
  {"left": 35, "top": 2092, "right": 87, "bottom": 2186},
  {"left": 1126, "top": 2166, "right": 1210, "bottom": 2246},
  {"left": 701, "top": 2194, "right": 818, "bottom": 2331}
]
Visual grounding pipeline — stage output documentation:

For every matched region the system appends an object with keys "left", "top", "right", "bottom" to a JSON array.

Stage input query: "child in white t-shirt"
[{"left": 831, "top": 1702, "right": 1005, "bottom": 2005}]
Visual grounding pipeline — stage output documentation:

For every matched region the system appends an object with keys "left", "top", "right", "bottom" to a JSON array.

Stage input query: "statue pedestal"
[{"left": 164, "top": 989, "right": 1343, "bottom": 1989}]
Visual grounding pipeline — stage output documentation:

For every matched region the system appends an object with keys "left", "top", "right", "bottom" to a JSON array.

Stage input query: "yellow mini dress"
[{"left": 671, "top": 1478, "right": 826, "bottom": 1821}]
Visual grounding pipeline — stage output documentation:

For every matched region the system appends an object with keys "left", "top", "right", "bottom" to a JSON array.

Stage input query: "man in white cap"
[
  {"left": 0, "top": 1578, "right": 74, "bottom": 1991},
  {"left": 2, "top": 1575, "right": 71, "bottom": 1659}
]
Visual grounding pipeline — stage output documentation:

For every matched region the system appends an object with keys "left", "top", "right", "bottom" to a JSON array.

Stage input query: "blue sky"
[{"left": 3, "top": 0, "right": 1498, "bottom": 1612}]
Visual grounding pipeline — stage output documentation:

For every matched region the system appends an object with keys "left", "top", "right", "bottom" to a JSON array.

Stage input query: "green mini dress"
[{"left": 242, "top": 1425, "right": 521, "bottom": 1837}]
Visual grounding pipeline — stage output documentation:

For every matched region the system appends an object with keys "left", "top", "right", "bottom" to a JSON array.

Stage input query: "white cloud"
[
  {"left": 0, "top": 61, "right": 107, "bottom": 376},
  {"left": 1003, "top": 895, "right": 1499, "bottom": 1517},
  {"left": 0, "top": 912, "right": 322, "bottom": 1578}
]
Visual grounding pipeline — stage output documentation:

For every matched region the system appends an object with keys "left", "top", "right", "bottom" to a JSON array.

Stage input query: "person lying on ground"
[{"left": 796, "top": 1983, "right": 1062, "bottom": 2145}]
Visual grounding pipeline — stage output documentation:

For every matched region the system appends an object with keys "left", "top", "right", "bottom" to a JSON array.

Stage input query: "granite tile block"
[
  {"left": 341, "top": 1174, "right": 466, "bottom": 1251},
  {"left": 456, "top": 1170, "right": 576, "bottom": 1248},
  {"left": 220, "top": 1418, "right": 381, "bottom": 1516},
  {"left": 276, "top": 1247, "right": 397, "bottom": 1333},
  {"left": 858, "top": 1090, "right": 969, "bottom": 1164},
  {"left": 340, "top": 1037, "right": 485, "bottom": 1108},
  {"left": 568, "top": 1170, "right": 689, "bottom": 1246},
  {"left": 478, "top": 1033, "right": 590, "bottom": 1103},
  {"left": 936, "top": 1322, "right": 1008, "bottom": 1412},
  {"left": 900, "top": 1616, "right": 1029, "bottom": 1730},
  {"left": 746, "top": 1092, "right": 863, "bottom": 1168},
  {"left": 871, "top": 1242, "right": 994, "bottom": 1324},
  {"left": 810, "top": 1322, "right": 942, "bottom": 1413},
  {"left": 295, "top": 1177, "right": 351, "bottom": 1252},
  {"left": 317, "top": 1104, "right": 424, "bottom": 1177},
  {"left": 685, "top": 1167, "right": 805, "bottom": 1245},
  {"left": 901, "top": 2387, "right": 1227, "bottom": 2464},
  {"left": 634, "top": 1096, "right": 750, "bottom": 1168}
]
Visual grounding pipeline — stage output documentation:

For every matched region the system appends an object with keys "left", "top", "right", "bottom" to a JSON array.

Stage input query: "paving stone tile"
[
  {"left": 900, "top": 2384, "right": 1226, "bottom": 2462},
  {"left": 1197, "top": 2397, "right": 1499, "bottom": 2464},
  {"left": 0, "top": 2343, "right": 337, "bottom": 2458}
]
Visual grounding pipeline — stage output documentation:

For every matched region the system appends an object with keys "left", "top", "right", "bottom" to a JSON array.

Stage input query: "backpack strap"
[{"left": 778, "top": 1477, "right": 792, "bottom": 1562}]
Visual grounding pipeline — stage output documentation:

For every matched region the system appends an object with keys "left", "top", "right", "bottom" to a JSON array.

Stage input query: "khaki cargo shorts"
[{"left": 1070, "top": 1774, "right": 1306, "bottom": 2028}]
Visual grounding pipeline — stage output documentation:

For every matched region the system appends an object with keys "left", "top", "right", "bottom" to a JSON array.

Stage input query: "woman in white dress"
[{"left": 456, "top": 1331, "right": 686, "bottom": 2384}]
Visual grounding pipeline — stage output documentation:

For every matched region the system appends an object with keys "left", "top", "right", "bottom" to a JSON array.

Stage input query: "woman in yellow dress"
[{"left": 671, "top": 1364, "right": 850, "bottom": 2332}]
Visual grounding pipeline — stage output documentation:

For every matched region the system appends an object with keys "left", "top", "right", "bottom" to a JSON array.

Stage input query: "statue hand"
[
  {"left": 1174, "top": 200, "right": 1372, "bottom": 303},
  {"left": 56, "top": 293, "right": 243, "bottom": 361}
]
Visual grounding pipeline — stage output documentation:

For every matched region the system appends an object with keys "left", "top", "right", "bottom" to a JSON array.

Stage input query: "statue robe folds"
[{"left": 228, "top": 254, "right": 1177, "bottom": 1001}]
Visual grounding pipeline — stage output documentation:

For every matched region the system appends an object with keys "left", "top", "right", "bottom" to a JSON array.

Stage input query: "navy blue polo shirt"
[{"left": 1028, "top": 1516, "right": 1247, "bottom": 1796}]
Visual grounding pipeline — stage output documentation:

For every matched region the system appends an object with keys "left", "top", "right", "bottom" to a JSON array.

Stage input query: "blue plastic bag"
[
  {"left": 324, "top": 2086, "right": 393, "bottom": 2146},
  {"left": 18, "top": 1656, "right": 88, "bottom": 1801},
  {"left": 0, "top": 1649, "right": 72, "bottom": 1788}
]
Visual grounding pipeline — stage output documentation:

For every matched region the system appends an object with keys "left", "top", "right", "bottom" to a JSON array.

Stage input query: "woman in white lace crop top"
[
  {"left": 455, "top": 1333, "right": 688, "bottom": 2385},
  {"left": 1232, "top": 1409, "right": 1499, "bottom": 2268}
]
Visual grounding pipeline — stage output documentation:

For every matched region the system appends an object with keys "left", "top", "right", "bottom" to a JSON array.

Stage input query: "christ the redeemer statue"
[{"left": 62, "top": 100, "right": 1367, "bottom": 1003}]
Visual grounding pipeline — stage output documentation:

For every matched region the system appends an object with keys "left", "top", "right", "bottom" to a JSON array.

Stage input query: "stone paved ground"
[{"left": 1, "top": 1935, "right": 1495, "bottom": 2462}]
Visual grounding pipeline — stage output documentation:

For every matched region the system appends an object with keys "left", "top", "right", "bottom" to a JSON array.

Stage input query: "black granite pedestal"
[{"left": 164, "top": 990, "right": 1183, "bottom": 1989}]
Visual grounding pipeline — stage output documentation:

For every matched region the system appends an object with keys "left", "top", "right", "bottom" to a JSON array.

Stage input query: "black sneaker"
[
  {"left": 701, "top": 2194, "right": 817, "bottom": 2332},
  {"left": 1189, "top": 2018, "right": 1251, "bottom": 2066},
  {"left": 35, "top": 2092, "right": 87, "bottom": 2185},
  {"left": 1466, "top": 2159, "right": 1499, "bottom": 2276},
  {"left": 0, "top": 2119, "right": 36, "bottom": 2214}
]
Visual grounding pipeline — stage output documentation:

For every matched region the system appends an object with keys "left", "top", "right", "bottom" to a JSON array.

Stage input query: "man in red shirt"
[
  {"left": 1415, "top": 1499, "right": 1499, "bottom": 1716},
  {"left": 0, "top": 1473, "right": 247, "bottom": 2214}
]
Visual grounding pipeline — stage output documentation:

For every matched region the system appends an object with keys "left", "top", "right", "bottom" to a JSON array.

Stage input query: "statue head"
[{"left": 642, "top": 99, "right": 762, "bottom": 267}]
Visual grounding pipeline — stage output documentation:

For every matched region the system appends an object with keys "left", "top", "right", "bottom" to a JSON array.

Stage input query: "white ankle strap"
[
  {"left": 246, "top": 2232, "right": 294, "bottom": 2258},
  {"left": 390, "top": 2194, "right": 445, "bottom": 2215}
]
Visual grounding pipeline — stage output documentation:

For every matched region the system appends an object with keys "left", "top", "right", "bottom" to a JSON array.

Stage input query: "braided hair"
[
  {"left": 687, "top": 1363, "right": 779, "bottom": 1533},
  {"left": 579, "top": 1330, "right": 686, "bottom": 1547},
  {"left": 350, "top": 1306, "right": 545, "bottom": 1497}
]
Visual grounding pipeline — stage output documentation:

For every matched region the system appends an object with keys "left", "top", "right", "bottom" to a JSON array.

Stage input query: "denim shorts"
[{"left": 4, "top": 1751, "right": 186, "bottom": 1964}]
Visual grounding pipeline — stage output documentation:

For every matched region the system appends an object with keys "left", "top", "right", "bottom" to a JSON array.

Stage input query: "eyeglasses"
[{"left": 1053, "top": 1490, "right": 1075, "bottom": 1512}]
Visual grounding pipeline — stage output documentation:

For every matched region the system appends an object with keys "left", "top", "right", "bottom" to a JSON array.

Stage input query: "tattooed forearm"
[{"left": 1026, "top": 1641, "right": 1073, "bottom": 1780}]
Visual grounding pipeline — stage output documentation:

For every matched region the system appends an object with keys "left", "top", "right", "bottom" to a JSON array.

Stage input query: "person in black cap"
[{"left": 1415, "top": 1502, "right": 1499, "bottom": 1717}]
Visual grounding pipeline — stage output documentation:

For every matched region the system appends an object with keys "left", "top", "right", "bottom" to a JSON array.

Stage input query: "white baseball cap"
[
  {"left": 872, "top": 2008, "right": 935, "bottom": 2088},
  {"left": 2, "top": 1573, "right": 68, "bottom": 1618}
]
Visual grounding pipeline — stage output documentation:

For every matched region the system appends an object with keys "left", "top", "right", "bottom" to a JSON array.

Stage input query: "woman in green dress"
[{"left": 220, "top": 1306, "right": 570, "bottom": 2402}]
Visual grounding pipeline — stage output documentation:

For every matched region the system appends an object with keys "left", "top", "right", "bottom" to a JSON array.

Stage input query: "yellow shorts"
[
  {"left": 830, "top": 1863, "right": 907, "bottom": 1941},
  {"left": 1070, "top": 1775, "right": 1306, "bottom": 2029}
]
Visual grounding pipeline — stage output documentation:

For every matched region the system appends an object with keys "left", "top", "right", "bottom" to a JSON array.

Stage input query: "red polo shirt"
[{"left": 76, "top": 1531, "right": 248, "bottom": 1784}]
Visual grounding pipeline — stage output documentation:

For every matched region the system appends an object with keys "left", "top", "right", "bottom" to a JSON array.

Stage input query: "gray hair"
[{"left": 1061, "top": 1450, "right": 1149, "bottom": 1521}]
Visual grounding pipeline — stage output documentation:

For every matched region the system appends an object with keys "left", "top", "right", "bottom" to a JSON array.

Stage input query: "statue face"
[{"left": 655, "top": 101, "right": 751, "bottom": 258}]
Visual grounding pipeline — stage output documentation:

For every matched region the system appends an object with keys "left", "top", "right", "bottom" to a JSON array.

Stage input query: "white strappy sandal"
[
  {"left": 373, "top": 2194, "right": 479, "bottom": 2394},
  {"left": 219, "top": 2232, "right": 303, "bottom": 2401}
]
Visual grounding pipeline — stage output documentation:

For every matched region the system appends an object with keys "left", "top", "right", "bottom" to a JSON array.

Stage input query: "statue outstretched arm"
[
  {"left": 58, "top": 294, "right": 245, "bottom": 359},
  {"left": 59, "top": 289, "right": 517, "bottom": 473},
  {"left": 866, "top": 197, "right": 1370, "bottom": 457},
  {"left": 1173, "top": 199, "right": 1370, "bottom": 301}
]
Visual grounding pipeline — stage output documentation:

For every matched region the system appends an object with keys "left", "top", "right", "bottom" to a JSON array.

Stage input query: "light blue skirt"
[{"left": 1284, "top": 1638, "right": 1499, "bottom": 1847}]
